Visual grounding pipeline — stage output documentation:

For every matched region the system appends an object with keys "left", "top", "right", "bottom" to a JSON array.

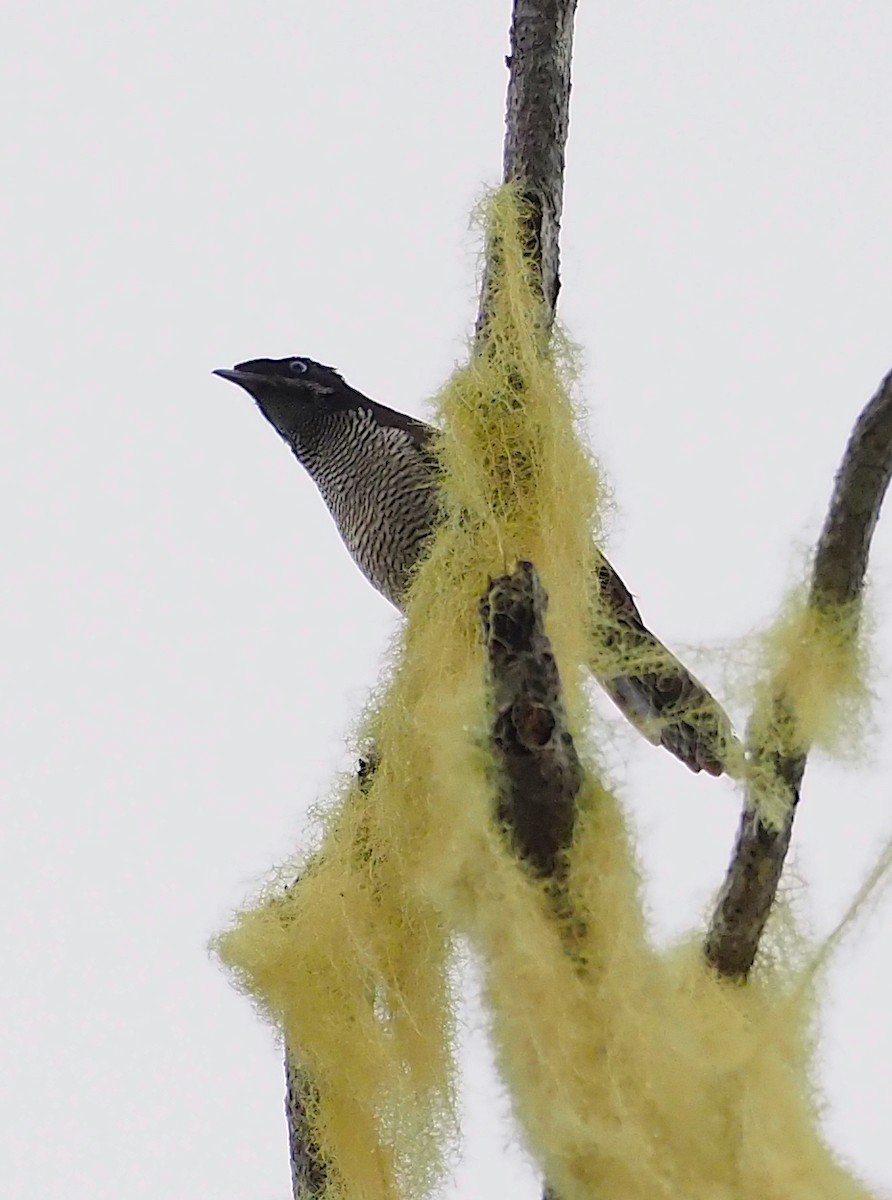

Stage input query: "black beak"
[{"left": 213, "top": 368, "right": 247, "bottom": 384}]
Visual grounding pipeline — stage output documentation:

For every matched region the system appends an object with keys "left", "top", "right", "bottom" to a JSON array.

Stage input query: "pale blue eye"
[{"left": 288, "top": 359, "right": 308, "bottom": 375}]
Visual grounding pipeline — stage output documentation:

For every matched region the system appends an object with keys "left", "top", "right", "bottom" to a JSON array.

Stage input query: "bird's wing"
[
  {"left": 591, "top": 553, "right": 737, "bottom": 776},
  {"left": 363, "top": 399, "right": 735, "bottom": 776},
  {"left": 362, "top": 398, "right": 440, "bottom": 458}
]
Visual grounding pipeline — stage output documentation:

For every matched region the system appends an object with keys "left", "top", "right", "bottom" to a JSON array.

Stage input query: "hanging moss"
[{"left": 216, "top": 186, "right": 886, "bottom": 1200}]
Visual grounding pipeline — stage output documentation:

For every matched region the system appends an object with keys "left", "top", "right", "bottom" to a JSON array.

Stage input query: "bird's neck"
[
  {"left": 283, "top": 408, "right": 365, "bottom": 506},
  {"left": 280, "top": 409, "right": 338, "bottom": 474}
]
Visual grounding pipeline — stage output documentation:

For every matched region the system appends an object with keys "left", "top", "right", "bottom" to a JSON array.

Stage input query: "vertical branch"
[
  {"left": 471, "top": 0, "right": 580, "bottom": 886},
  {"left": 476, "top": 0, "right": 577, "bottom": 342},
  {"left": 476, "top": 8, "right": 579, "bottom": 1198},
  {"left": 283, "top": 757, "right": 376, "bottom": 1197},
  {"left": 481, "top": 561, "right": 583, "bottom": 885},
  {"left": 285, "top": 1056, "right": 327, "bottom": 1199},
  {"left": 282, "top": 2, "right": 580, "bottom": 1186},
  {"left": 502, "top": 0, "right": 576, "bottom": 316}
]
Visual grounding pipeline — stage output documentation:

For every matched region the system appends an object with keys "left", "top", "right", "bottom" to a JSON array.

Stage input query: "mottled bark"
[
  {"left": 472, "top": 0, "right": 581, "bottom": 897},
  {"left": 482, "top": 561, "right": 583, "bottom": 880},
  {"left": 705, "top": 368, "right": 892, "bottom": 979},
  {"left": 481, "top": 15, "right": 580, "bottom": 1200},
  {"left": 476, "top": 0, "right": 577, "bottom": 342},
  {"left": 285, "top": 1055, "right": 327, "bottom": 1199}
]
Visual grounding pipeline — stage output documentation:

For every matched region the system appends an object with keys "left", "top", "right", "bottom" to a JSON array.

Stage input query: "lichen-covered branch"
[
  {"left": 474, "top": 0, "right": 581, "bottom": 890},
  {"left": 476, "top": 0, "right": 577, "bottom": 343},
  {"left": 481, "top": 561, "right": 583, "bottom": 880},
  {"left": 283, "top": 755, "right": 377, "bottom": 1198},
  {"left": 702, "top": 743, "right": 803, "bottom": 980},
  {"left": 285, "top": 1055, "right": 327, "bottom": 1199},
  {"left": 479, "top": 13, "right": 579, "bottom": 1195},
  {"left": 811, "top": 369, "right": 892, "bottom": 609},
  {"left": 705, "top": 367, "right": 892, "bottom": 979}
]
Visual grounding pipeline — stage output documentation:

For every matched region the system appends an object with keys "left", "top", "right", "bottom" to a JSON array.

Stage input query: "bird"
[{"left": 215, "top": 355, "right": 735, "bottom": 776}]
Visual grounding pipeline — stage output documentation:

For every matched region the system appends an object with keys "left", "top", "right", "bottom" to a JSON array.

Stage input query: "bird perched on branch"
[{"left": 215, "top": 356, "right": 735, "bottom": 776}]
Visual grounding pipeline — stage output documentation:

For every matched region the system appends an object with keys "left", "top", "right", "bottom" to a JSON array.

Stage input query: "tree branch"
[
  {"left": 283, "top": 756, "right": 377, "bottom": 1197},
  {"left": 285, "top": 1056, "right": 327, "bottom": 1199},
  {"left": 476, "top": 0, "right": 577, "bottom": 342},
  {"left": 705, "top": 368, "right": 892, "bottom": 979},
  {"left": 476, "top": 17, "right": 580, "bottom": 1197},
  {"left": 472, "top": 0, "right": 580, "bottom": 881},
  {"left": 811, "top": 369, "right": 892, "bottom": 608},
  {"left": 282, "top": 4, "right": 581, "bottom": 1188},
  {"left": 481, "top": 561, "right": 583, "bottom": 881}
]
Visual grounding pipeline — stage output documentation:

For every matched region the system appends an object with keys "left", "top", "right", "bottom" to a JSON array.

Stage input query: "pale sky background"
[{"left": 2, "top": 3, "right": 891, "bottom": 1197}]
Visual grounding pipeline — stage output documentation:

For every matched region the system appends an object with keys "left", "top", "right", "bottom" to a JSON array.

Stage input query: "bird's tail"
[{"left": 590, "top": 555, "right": 739, "bottom": 776}]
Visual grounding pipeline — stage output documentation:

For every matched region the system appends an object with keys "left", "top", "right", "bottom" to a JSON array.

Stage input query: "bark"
[
  {"left": 281, "top": 4, "right": 583, "bottom": 1186},
  {"left": 472, "top": 0, "right": 580, "bottom": 893},
  {"left": 811, "top": 368, "right": 892, "bottom": 609},
  {"left": 283, "top": 756, "right": 377, "bottom": 1197},
  {"left": 477, "top": 12, "right": 579, "bottom": 1197},
  {"left": 476, "top": 0, "right": 577, "bottom": 342},
  {"left": 705, "top": 368, "right": 892, "bottom": 979},
  {"left": 481, "top": 561, "right": 583, "bottom": 880},
  {"left": 285, "top": 1056, "right": 327, "bottom": 1199}
]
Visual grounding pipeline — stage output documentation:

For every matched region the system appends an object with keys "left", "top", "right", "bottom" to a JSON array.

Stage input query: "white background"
[{"left": 2, "top": 3, "right": 890, "bottom": 1196}]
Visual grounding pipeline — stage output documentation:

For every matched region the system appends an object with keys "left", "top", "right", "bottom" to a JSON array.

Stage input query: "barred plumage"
[{"left": 215, "top": 355, "right": 735, "bottom": 775}]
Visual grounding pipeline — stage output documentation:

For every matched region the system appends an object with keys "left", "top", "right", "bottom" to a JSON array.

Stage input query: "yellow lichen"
[{"left": 215, "top": 186, "right": 886, "bottom": 1200}]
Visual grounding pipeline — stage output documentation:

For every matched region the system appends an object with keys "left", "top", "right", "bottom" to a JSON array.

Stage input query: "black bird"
[{"left": 215, "top": 356, "right": 735, "bottom": 776}]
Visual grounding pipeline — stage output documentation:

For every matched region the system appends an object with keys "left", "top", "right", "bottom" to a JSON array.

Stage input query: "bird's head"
[{"left": 213, "top": 356, "right": 349, "bottom": 443}]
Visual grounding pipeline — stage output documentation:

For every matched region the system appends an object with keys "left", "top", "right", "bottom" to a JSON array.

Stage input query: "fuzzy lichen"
[{"left": 216, "top": 187, "right": 885, "bottom": 1200}]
